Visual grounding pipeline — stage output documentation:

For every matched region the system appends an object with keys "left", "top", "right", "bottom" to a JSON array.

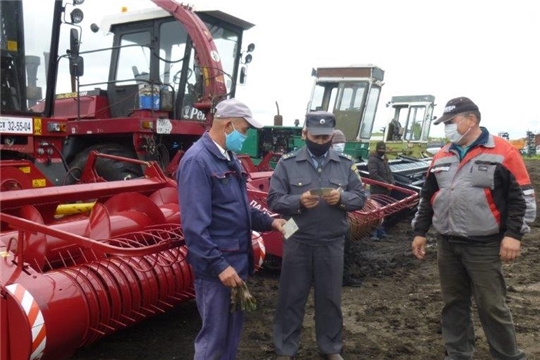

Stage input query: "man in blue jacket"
[{"left": 177, "top": 98, "right": 285, "bottom": 360}]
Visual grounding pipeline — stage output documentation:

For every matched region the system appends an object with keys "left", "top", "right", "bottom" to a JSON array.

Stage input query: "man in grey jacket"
[{"left": 268, "top": 112, "right": 367, "bottom": 360}]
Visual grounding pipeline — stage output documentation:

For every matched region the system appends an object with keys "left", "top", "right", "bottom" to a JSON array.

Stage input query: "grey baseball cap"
[{"left": 215, "top": 98, "right": 264, "bottom": 128}]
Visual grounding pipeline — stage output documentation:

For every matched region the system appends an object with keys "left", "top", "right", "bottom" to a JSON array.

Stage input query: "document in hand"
[{"left": 283, "top": 218, "right": 299, "bottom": 239}]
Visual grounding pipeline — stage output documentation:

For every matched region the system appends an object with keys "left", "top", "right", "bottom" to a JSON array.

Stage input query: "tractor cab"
[
  {"left": 308, "top": 65, "right": 385, "bottom": 160},
  {"left": 377, "top": 94, "right": 436, "bottom": 158},
  {"left": 93, "top": 7, "right": 254, "bottom": 122},
  {"left": 1, "top": 0, "right": 257, "bottom": 187},
  {"left": 239, "top": 65, "right": 384, "bottom": 169}
]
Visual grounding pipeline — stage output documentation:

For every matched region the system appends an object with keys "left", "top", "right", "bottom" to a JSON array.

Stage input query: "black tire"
[{"left": 64, "top": 143, "right": 143, "bottom": 185}]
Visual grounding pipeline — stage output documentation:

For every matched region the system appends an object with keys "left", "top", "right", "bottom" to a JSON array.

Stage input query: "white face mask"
[
  {"left": 444, "top": 118, "right": 471, "bottom": 144},
  {"left": 444, "top": 123, "right": 464, "bottom": 144},
  {"left": 333, "top": 143, "right": 345, "bottom": 154}
]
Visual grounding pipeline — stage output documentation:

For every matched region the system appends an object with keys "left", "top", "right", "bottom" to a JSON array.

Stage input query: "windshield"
[
  {"left": 205, "top": 23, "right": 239, "bottom": 94},
  {"left": 0, "top": 0, "right": 56, "bottom": 116},
  {"left": 358, "top": 86, "right": 381, "bottom": 140},
  {"left": 309, "top": 82, "right": 338, "bottom": 112},
  {"left": 404, "top": 105, "right": 427, "bottom": 141}
]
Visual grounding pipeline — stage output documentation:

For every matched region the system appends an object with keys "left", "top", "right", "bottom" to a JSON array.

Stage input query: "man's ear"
[
  {"left": 224, "top": 119, "right": 233, "bottom": 133},
  {"left": 301, "top": 129, "right": 307, "bottom": 140}
]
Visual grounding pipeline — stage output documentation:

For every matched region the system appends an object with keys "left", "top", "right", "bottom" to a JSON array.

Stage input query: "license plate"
[{"left": 0, "top": 116, "right": 33, "bottom": 134}]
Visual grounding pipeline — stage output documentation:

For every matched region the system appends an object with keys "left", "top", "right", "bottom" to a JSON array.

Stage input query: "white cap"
[{"left": 215, "top": 98, "right": 263, "bottom": 128}]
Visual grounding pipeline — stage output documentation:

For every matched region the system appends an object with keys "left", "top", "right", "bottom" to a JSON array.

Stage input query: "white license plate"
[
  {"left": 0, "top": 116, "right": 33, "bottom": 134},
  {"left": 156, "top": 118, "right": 172, "bottom": 134}
]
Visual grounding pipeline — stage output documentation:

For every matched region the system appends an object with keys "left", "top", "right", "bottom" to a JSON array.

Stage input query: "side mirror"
[
  {"left": 70, "top": 56, "right": 84, "bottom": 77},
  {"left": 70, "top": 28, "right": 80, "bottom": 57}
]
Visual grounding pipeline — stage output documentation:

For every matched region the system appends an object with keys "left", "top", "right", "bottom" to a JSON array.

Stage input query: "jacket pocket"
[
  {"left": 289, "top": 177, "right": 312, "bottom": 192},
  {"left": 329, "top": 177, "right": 348, "bottom": 189},
  {"left": 213, "top": 237, "right": 240, "bottom": 252},
  {"left": 470, "top": 163, "right": 496, "bottom": 189},
  {"left": 432, "top": 165, "right": 453, "bottom": 188}
]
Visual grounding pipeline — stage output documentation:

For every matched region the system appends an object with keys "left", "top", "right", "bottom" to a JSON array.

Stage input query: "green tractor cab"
[{"left": 372, "top": 94, "right": 437, "bottom": 159}]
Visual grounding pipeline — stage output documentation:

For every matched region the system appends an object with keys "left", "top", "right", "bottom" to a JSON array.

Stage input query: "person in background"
[
  {"left": 332, "top": 129, "right": 364, "bottom": 287},
  {"left": 411, "top": 96, "right": 536, "bottom": 360},
  {"left": 367, "top": 141, "right": 394, "bottom": 240},
  {"left": 268, "top": 113, "right": 367, "bottom": 360},
  {"left": 177, "top": 98, "right": 286, "bottom": 360}
]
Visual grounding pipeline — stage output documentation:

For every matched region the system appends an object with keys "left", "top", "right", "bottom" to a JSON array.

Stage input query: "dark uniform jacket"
[
  {"left": 412, "top": 128, "right": 536, "bottom": 242},
  {"left": 177, "top": 133, "right": 274, "bottom": 281},
  {"left": 267, "top": 146, "right": 367, "bottom": 244},
  {"left": 367, "top": 152, "right": 394, "bottom": 195}
]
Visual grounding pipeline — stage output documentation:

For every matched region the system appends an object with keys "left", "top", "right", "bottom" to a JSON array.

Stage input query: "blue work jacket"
[{"left": 177, "top": 132, "right": 274, "bottom": 281}]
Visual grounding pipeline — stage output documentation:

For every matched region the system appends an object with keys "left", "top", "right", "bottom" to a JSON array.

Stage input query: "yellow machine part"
[{"left": 55, "top": 202, "right": 96, "bottom": 216}]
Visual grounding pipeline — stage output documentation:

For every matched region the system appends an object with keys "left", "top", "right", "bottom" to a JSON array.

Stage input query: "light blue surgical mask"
[
  {"left": 333, "top": 143, "right": 345, "bottom": 154},
  {"left": 225, "top": 124, "right": 247, "bottom": 152}
]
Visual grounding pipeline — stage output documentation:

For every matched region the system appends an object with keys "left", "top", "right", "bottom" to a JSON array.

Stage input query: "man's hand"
[
  {"left": 300, "top": 191, "right": 320, "bottom": 209},
  {"left": 322, "top": 189, "right": 341, "bottom": 206},
  {"left": 412, "top": 236, "right": 427, "bottom": 260},
  {"left": 218, "top": 266, "right": 243, "bottom": 288},
  {"left": 500, "top": 236, "right": 521, "bottom": 262},
  {"left": 271, "top": 218, "right": 287, "bottom": 235}
]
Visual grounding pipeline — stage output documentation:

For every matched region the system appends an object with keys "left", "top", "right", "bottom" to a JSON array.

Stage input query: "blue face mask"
[{"left": 225, "top": 124, "right": 247, "bottom": 152}]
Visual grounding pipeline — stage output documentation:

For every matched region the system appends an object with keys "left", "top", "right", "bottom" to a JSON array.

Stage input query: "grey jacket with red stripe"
[{"left": 412, "top": 128, "right": 536, "bottom": 242}]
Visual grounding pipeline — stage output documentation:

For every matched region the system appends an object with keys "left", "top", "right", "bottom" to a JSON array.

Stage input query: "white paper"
[{"left": 283, "top": 218, "right": 299, "bottom": 239}]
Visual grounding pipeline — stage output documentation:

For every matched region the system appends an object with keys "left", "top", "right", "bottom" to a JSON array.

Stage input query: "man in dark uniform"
[
  {"left": 268, "top": 112, "right": 367, "bottom": 360},
  {"left": 177, "top": 98, "right": 286, "bottom": 360}
]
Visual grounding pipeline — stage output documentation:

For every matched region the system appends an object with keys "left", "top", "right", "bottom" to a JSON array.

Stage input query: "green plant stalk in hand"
[{"left": 229, "top": 281, "right": 257, "bottom": 313}]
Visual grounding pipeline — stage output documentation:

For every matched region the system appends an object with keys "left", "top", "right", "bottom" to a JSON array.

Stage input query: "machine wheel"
[{"left": 64, "top": 143, "right": 143, "bottom": 184}]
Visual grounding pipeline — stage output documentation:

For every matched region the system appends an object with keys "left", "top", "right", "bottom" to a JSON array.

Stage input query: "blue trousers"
[{"left": 193, "top": 278, "right": 244, "bottom": 360}]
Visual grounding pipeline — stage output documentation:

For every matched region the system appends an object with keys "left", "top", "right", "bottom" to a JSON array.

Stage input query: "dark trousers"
[
  {"left": 193, "top": 278, "right": 244, "bottom": 360},
  {"left": 437, "top": 237, "right": 526, "bottom": 360},
  {"left": 274, "top": 238, "right": 344, "bottom": 356}
]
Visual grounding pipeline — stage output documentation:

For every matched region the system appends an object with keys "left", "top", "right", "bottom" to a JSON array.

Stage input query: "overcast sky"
[{"left": 80, "top": 0, "right": 540, "bottom": 139}]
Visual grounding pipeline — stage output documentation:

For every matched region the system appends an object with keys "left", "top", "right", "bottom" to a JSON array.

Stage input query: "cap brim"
[
  {"left": 244, "top": 116, "right": 264, "bottom": 129},
  {"left": 433, "top": 113, "right": 457, "bottom": 125},
  {"left": 308, "top": 127, "right": 334, "bottom": 136}
]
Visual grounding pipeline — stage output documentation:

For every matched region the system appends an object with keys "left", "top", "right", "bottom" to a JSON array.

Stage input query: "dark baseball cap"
[
  {"left": 305, "top": 111, "right": 336, "bottom": 136},
  {"left": 215, "top": 98, "right": 264, "bottom": 128},
  {"left": 434, "top": 97, "right": 479, "bottom": 125}
]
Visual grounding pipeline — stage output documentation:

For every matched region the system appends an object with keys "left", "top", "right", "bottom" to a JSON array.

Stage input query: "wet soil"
[{"left": 71, "top": 159, "right": 540, "bottom": 360}]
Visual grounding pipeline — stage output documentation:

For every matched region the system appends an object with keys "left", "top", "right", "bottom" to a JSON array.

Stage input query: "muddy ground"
[{"left": 71, "top": 160, "right": 540, "bottom": 360}]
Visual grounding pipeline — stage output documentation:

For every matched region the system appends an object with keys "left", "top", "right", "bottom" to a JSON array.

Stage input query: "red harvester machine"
[
  {"left": 0, "top": 1, "right": 418, "bottom": 359},
  {"left": 0, "top": 1, "right": 265, "bottom": 359}
]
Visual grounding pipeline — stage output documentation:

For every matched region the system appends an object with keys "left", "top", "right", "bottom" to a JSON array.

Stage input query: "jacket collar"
[
  {"left": 447, "top": 127, "right": 493, "bottom": 153},
  {"left": 201, "top": 132, "right": 229, "bottom": 160}
]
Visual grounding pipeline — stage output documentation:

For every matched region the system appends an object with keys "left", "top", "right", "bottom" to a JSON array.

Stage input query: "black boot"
[{"left": 342, "top": 276, "right": 363, "bottom": 287}]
